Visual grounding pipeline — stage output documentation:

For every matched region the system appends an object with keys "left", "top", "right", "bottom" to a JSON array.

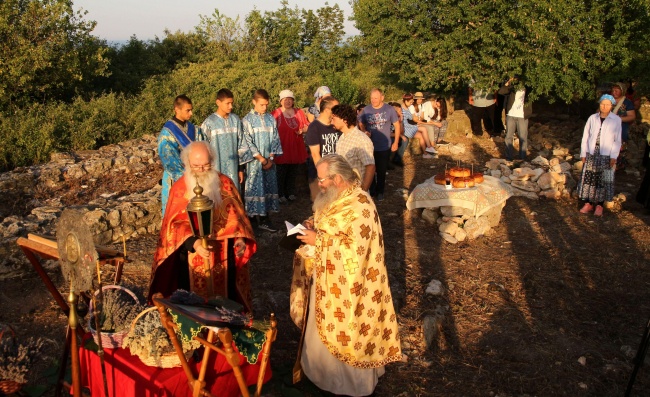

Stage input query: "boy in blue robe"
[
  {"left": 198, "top": 89, "right": 252, "bottom": 193},
  {"left": 158, "top": 94, "right": 196, "bottom": 216}
]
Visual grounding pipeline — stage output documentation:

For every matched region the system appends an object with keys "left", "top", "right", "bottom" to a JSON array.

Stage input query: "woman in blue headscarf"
[{"left": 577, "top": 94, "right": 622, "bottom": 217}]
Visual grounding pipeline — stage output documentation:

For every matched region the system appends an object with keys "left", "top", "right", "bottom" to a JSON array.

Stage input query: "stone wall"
[{"left": 0, "top": 135, "right": 163, "bottom": 273}]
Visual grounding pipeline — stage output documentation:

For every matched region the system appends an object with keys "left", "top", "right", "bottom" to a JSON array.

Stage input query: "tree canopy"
[
  {"left": 0, "top": 0, "right": 108, "bottom": 109},
  {"left": 352, "top": 0, "right": 650, "bottom": 101}
]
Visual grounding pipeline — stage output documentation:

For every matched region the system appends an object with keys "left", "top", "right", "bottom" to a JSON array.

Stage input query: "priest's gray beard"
[
  {"left": 184, "top": 169, "right": 223, "bottom": 208},
  {"left": 312, "top": 184, "right": 340, "bottom": 213}
]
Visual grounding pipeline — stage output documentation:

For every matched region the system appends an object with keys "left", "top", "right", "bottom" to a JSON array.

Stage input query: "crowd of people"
[{"left": 147, "top": 80, "right": 648, "bottom": 395}]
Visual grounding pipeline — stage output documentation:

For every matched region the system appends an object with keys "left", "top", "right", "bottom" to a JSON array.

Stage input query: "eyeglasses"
[
  {"left": 317, "top": 175, "right": 333, "bottom": 183},
  {"left": 190, "top": 163, "right": 212, "bottom": 171}
]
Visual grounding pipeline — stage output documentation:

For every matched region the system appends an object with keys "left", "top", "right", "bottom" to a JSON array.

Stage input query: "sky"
[{"left": 73, "top": 0, "right": 359, "bottom": 42}]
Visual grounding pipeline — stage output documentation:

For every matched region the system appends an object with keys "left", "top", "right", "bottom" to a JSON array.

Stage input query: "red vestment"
[{"left": 148, "top": 173, "right": 256, "bottom": 311}]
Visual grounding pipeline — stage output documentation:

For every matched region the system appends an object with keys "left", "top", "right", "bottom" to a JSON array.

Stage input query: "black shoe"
[
  {"left": 392, "top": 159, "right": 404, "bottom": 167},
  {"left": 377, "top": 193, "right": 384, "bottom": 202}
]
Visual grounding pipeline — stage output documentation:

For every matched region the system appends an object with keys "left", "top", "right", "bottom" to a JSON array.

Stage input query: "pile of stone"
[
  {"left": 421, "top": 203, "right": 506, "bottom": 245},
  {"left": 0, "top": 135, "right": 163, "bottom": 272},
  {"left": 484, "top": 156, "right": 578, "bottom": 200}
]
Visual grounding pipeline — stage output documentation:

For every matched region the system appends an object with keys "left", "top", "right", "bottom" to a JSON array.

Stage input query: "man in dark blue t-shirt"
[{"left": 358, "top": 88, "right": 400, "bottom": 201}]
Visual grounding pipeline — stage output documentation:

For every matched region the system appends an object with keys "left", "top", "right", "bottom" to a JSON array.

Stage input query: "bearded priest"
[
  {"left": 293, "top": 154, "right": 401, "bottom": 396},
  {"left": 148, "top": 141, "right": 256, "bottom": 311}
]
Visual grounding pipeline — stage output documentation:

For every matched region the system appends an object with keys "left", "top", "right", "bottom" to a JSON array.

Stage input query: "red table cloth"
[{"left": 78, "top": 335, "right": 271, "bottom": 397}]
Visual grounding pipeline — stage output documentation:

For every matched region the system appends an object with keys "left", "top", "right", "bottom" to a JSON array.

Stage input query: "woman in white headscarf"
[
  {"left": 577, "top": 94, "right": 622, "bottom": 217},
  {"left": 271, "top": 89, "right": 309, "bottom": 202}
]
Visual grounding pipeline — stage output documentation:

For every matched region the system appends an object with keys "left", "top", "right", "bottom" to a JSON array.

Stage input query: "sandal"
[
  {"left": 580, "top": 203, "right": 594, "bottom": 214},
  {"left": 594, "top": 205, "right": 603, "bottom": 217}
]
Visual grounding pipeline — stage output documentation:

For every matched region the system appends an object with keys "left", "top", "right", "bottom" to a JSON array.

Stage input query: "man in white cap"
[{"left": 306, "top": 86, "right": 332, "bottom": 123}]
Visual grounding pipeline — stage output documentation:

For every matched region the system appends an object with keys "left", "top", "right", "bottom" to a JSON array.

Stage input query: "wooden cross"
[
  {"left": 337, "top": 331, "right": 351, "bottom": 346},
  {"left": 366, "top": 267, "right": 380, "bottom": 282}
]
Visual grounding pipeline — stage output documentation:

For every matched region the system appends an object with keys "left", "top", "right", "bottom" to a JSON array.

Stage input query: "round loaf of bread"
[
  {"left": 472, "top": 173, "right": 484, "bottom": 184},
  {"left": 452, "top": 176, "right": 475, "bottom": 188},
  {"left": 434, "top": 173, "right": 447, "bottom": 185},
  {"left": 449, "top": 167, "right": 471, "bottom": 178}
]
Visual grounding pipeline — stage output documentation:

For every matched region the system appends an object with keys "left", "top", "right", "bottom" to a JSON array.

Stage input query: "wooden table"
[{"left": 152, "top": 295, "right": 276, "bottom": 397}]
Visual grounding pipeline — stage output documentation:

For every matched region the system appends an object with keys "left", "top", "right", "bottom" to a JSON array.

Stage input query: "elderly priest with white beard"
[
  {"left": 293, "top": 154, "right": 401, "bottom": 397},
  {"left": 148, "top": 141, "right": 257, "bottom": 311}
]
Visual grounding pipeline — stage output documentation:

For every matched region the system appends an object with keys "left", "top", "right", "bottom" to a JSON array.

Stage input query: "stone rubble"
[
  {"left": 420, "top": 203, "right": 506, "bottom": 245},
  {"left": 0, "top": 135, "right": 163, "bottom": 268}
]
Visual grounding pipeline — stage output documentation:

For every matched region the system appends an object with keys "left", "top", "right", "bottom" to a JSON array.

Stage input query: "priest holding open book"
[{"left": 289, "top": 154, "right": 401, "bottom": 397}]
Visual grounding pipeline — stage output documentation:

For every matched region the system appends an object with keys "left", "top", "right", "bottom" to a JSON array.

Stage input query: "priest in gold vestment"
[
  {"left": 293, "top": 154, "right": 401, "bottom": 396},
  {"left": 148, "top": 141, "right": 256, "bottom": 311}
]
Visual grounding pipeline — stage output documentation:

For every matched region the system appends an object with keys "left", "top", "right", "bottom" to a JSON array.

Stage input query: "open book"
[{"left": 278, "top": 221, "right": 306, "bottom": 251}]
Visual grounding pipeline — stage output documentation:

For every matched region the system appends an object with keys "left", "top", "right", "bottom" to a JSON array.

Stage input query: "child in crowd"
[
  {"left": 242, "top": 89, "right": 283, "bottom": 233},
  {"left": 401, "top": 93, "right": 437, "bottom": 159},
  {"left": 429, "top": 97, "right": 449, "bottom": 145},
  {"left": 199, "top": 88, "right": 251, "bottom": 193}
]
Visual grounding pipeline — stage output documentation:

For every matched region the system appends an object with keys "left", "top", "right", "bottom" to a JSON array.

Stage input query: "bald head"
[{"left": 181, "top": 141, "right": 215, "bottom": 172}]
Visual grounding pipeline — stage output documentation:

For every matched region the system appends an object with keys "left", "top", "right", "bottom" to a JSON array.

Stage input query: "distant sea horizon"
[{"left": 106, "top": 39, "right": 130, "bottom": 47}]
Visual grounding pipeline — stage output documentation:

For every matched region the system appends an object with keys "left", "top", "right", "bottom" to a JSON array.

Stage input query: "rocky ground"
[{"left": 1, "top": 109, "right": 650, "bottom": 396}]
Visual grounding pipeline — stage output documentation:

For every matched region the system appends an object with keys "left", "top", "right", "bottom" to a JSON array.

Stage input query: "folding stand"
[
  {"left": 153, "top": 294, "right": 277, "bottom": 397},
  {"left": 16, "top": 234, "right": 125, "bottom": 397}
]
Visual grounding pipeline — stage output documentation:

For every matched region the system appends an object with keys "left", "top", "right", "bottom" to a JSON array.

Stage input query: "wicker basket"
[
  {"left": 126, "top": 307, "right": 185, "bottom": 368},
  {"left": 88, "top": 285, "right": 139, "bottom": 349}
]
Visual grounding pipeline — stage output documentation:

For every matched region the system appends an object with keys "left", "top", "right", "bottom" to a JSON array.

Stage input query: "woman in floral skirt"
[{"left": 577, "top": 94, "right": 622, "bottom": 217}]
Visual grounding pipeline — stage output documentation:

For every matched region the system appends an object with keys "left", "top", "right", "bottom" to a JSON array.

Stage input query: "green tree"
[
  {"left": 195, "top": 9, "right": 242, "bottom": 60},
  {"left": 303, "top": 3, "right": 347, "bottom": 71},
  {"left": 243, "top": 1, "right": 305, "bottom": 63},
  {"left": 0, "top": 0, "right": 108, "bottom": 109},
  {"left": 352, "top": 0, "right": 650, "bottom": 102}
]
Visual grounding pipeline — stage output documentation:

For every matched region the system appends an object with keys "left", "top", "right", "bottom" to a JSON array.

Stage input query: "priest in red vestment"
[{"left": 148, "top": 141, "right": 257, "bottom": 311}]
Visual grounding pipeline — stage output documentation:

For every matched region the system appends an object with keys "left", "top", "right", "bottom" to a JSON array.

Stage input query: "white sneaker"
[{"left": 425, "top": 146, "right": 437, "bottom": 154}]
